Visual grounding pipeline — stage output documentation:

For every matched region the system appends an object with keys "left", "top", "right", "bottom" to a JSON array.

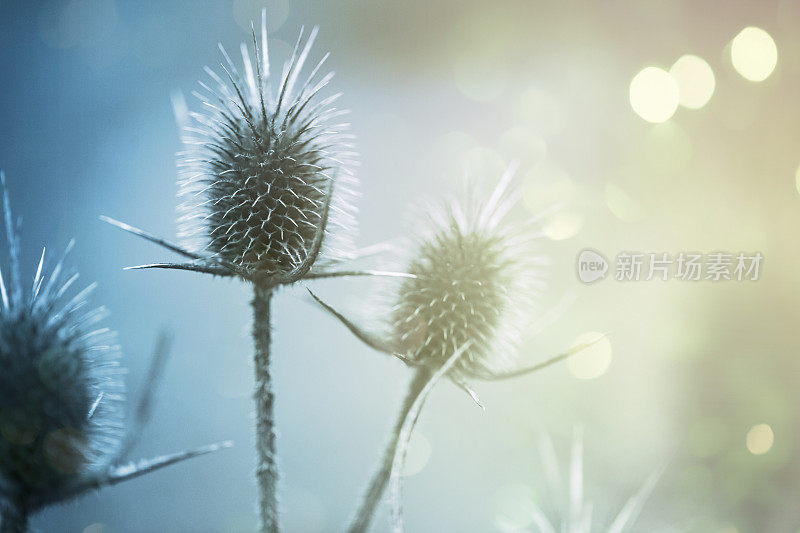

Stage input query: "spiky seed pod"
[
  {"left": 0, "top": 176, "right": 231, "bottom": 532},
  {"left": 176, "top": 11, "right": 358, "bottom": 280},
  {"left": 338, "top": 166, "right": 550, "bottom": 533},
  {"left": 0, "top": 182, "right": 124, "bottom": 520},
  {"left": 388, "top": 166, "right": 544, "bottom": 379}
]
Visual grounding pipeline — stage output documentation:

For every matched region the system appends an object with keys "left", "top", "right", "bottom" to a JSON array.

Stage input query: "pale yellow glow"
[
  {"left": 794, "top": 164, "right": 800, "bottom": 196},
  {"left": 644, "top": 121, "right": 693, "bottom": 174},
  {"left": 403, "top": 432, "right": 432, "bottom": 476},
  {"left": 543, "top": 211, "right": 583, "bottom": 240},
  {"left": 568, "top": 332, "right": 612, "bottom": 380},
  {"left": 432, "top": 131, "right": 480, "bottom": 162},
  {"left": 605, "top": 183, "right": 645, "bottom": 223},
  {"left": 492, "top": 484, "right": 538, "bottom": 530},
  {"left": 463, "top": 146, "right": 506, "bottom": 179},
  {"left": 629, "top": 67, "right": 680, "bottom": 123},
  {"left": 454, "top": 55, "right": 507, "bottom": 101},
  {"left": 746, "top": 423, "right": 774, "bottom": 455},
  {"left": 731, "top": 27, "right": 777, "bottom": 82},
  {"left": 669, "top": 55, "right": 716, "bottom": 109},
  {"left": 522, "top": 161, "right": 573, "bottom": 214}
]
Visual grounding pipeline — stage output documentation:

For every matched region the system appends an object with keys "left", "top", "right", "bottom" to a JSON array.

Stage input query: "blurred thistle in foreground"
[
  {"left": 513, "top": 429, "right": 661, "bottom": 533},
  {"left": 0, "top": 174, "right": 230, "bottom": 533},
  {"left": 310, "top": 164, "right": 603, "bottom": 532},
  {"left": 100, "top": 10, "right": 383, "bottom": 533}
]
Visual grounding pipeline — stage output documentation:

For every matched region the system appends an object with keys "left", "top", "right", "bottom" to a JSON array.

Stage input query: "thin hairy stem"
[
  {"left": 252, "top": 284, "right": 279, "bottom": 533},
  {"left": 389, "top": 342, "right": 472, "bottom": 532},
  {"left": 348, "top": 370, "right": 430, "bottom": 533}
]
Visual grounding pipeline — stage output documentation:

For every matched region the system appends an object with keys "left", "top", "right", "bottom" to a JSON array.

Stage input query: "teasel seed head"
[
  {"left": 175, "top": 10, "right": 358, "bottom": 281},
  {"left": 0, "top": 174, "right": 125, "bottom": 514},
  {"left": 388, "top": 165, "right": 545, "bottom": 379}
]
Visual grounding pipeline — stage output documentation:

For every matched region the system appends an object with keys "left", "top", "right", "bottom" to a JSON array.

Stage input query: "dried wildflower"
[
  {"left": 310, "top": 165, "right": 603, "bottom": 532},
  {"left": 0, "top": 174, "right": 229, "bottom": 532},
  {"left": 100, "top": 11, "right": 370, "bottom": 533},
  {"left": 173, "top": 9, "right": 358, "bottom": 280},
  {"left": 102, "top": 10, "right": 358, "bottom": 286},
  {"left": 388, "top": 166, "right": 545, "bottom": 380},
  {"left": 522, "top": 429, "right": 662, "bottom": 532}
]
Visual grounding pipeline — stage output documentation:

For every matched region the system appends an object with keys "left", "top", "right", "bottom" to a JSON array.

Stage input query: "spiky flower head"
[
  {"left": 176, "top": 11, "right": 357, "bottom": 281},
  {"left": 0, "top": 175, "right": 124, "bottom": 515},
  {"left": 389, "top": 166, "right": 545, "bottom": 379}
]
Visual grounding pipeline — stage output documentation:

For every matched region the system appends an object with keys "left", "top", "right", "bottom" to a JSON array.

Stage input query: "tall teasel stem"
[
  {"left": 252, "top": 284, "right": 278, "bottom": 533},
  {"left": 102, "top": 12, "right": 369, "bottom": 530},
  {"left": 309, "top": 168, "right": 606, "bottom": 529},
  {"left": 349, "top": 343, "right": 472, "bottom": 533},
  {"left": 349, "top": 370, "right": 430, "bottom": 533}
]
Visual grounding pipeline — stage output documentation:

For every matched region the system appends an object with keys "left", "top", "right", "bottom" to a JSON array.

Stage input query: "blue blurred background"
[{"left": 2, "top": 0, "right": 800, "bottom": 531}]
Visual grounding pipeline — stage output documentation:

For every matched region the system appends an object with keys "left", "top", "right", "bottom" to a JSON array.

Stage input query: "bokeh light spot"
[
  {"left": 746, "top": 423, "right": 774, "bottom": 455},
  {"left": 643, "top": 121, "right": 693, "bottom": 174},
  {"left": 669, "top": 55, "right": 715, "bottom": 109},
  {"left": 629, "top": 67, "right": 680, "bottom": 123},
  {"left": 794, "top": 164, "right": 800, "bottom": 197},
  {"left": 543, "top": 211, "right": 583, "bottom": 241},
  {"left": 517, "top": 88, "right": 563, "bottom": 135},
  {"left": 492, "top": 483, "right": 538, "bottom": 530},
  {"left": 568, "top": 332, "right": 612, "bottom": 380},
  {"left": 39, "top": 0, "right": 118, "bottom": 50},
  {"left": 0, "top": 416, "right": 38, "bottom": 446},
  {"left": 462, "top": 146, "right": 506, "bottom": 180},
  {"left": 522, "top": 161, "right": 576, "bottom": 214},
  {"left": 44, "top": 428, "right": 88, "bottom": 474},
  {"left": 605, "top": 183, "right": 645, "bottom": 223},
  {"left": 403, "top": 431, "right": 432, "bottom": 476},
  {"left": 453, "top": 54, "right": 507, "bottom": 102},
  {"left": 498, "top": 127, "right": 547, "bottom": 163},
  {"left": 282, "top": 487, "right": 326, "bottom": 532},
  {"left": 731, "top": 27, "right": 777, "bottom": 82},
  {"left": 233, "top": 0, "right": 290, "bottom": 33}
]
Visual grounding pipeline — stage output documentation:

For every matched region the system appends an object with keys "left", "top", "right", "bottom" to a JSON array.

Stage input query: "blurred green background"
[{"left": 1, "top": 0, "right": 798, "bottom": 531}]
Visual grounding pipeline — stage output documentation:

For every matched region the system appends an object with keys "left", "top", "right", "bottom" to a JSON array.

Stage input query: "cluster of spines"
[
  {"left": 175, "top": 11, "right": 358, "bottom": 278},
  {"left": 389, "top": 166, "right": 545, "bottom": 378},
  {"left": 0, "top": 174, "right": 124, "bottom": 514}
]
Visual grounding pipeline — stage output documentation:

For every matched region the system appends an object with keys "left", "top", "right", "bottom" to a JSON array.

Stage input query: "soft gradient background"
[{"left": 1, "top": 0, "right": 799, "bottom": 531}]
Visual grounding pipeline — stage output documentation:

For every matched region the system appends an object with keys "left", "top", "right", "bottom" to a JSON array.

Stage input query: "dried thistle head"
[
  {"left": 389, "top": 166, "right": 545, "bottom": 379},
  {"left": 0, "top": 175, "right": 124, "bottom": 514},
  {"left": 176, "top": 11, "right": 357, "bottom": 280}
]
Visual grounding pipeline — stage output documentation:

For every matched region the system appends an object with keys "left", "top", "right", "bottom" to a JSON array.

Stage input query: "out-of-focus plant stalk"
[{"left": 349, "top": 370, "right": 430, "bottom": 533}]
